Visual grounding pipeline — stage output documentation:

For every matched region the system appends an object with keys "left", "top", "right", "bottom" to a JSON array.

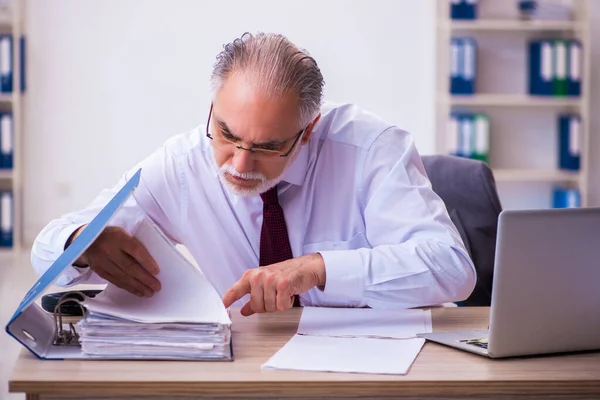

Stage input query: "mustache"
[{"left": 219, "top": 164, "right": 266, "bottom": 181}]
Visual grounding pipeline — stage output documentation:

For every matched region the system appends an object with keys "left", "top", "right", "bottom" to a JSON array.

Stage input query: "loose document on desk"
[{"left": 262, "top": 307, "right": 431, "bottom": 374}]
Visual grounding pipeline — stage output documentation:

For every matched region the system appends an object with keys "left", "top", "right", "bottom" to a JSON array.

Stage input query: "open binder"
[{"left": 5, "top": 169, "right": 233, "bottom": 360}]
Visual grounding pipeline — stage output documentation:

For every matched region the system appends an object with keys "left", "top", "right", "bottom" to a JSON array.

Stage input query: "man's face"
[{"left": 209, "top": 73, "right": 307, "bottom": 196}]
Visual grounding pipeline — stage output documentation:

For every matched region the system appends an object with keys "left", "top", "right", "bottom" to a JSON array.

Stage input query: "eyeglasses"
[{"left": 205, "top": 103, "right": 305, "bottom": 161}]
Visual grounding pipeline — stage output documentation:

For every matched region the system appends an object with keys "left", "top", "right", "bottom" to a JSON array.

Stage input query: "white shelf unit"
[
  {"left": 0, "top": 1, "right": 24, "bottom": 251},
  {"left": 444, "top": 94, "right": 583, "bottom": 107},
  {"left": 435, "top": 0, "right": 591, "bottom": 210},
  {"left": 492, "top": 168, "right": 580, "bottom": 183},
  {"left": 446, "top": 19, "right": 586, "bottom": 32}
]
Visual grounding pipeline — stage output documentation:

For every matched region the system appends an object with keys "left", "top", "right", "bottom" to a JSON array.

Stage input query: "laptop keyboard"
[{"left": 460, "top": 337, "right": 489, "bottom": 349}]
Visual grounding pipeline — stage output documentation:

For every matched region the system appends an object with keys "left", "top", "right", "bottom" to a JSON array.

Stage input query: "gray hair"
[{"left": 210, "top": 32, "right": 324, "bottom": 129}]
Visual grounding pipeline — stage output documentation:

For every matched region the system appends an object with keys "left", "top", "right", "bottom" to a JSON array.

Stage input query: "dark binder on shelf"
[
  {"left": 450, "top": 37, "right": 477, "bottom": 95},
  {"left": 450, "top": 0, "right": 478, "bottom": 20},
  {"left": 567, "top": 39, "right": 581, "bottom": 97},
  {"left": 553, "top": 186, "right": 580, "bottom": 208},
  {"left": 0, "top": 189, "right": 12, "bottom": 248},
  {"left": 0, "top": 34, "right": 12, "bottom": 93},
  {"left": 558, "top": 114, "right": 581, "bottom": 171},
  {"left": 19, "top": 35, "right": 25, "bottom": 93},
  {"left": 5, "top": 169, "right": 233, "bottom": 360},
  {"left": 450, "top": 112, "right": 489, "bottom": 162},
  {"left": 450, "top": 38, "right": 462, "bottom": 94},
  {"left": 528, "top": 39, "right": 554, "bottom": 96},
  {"left": 461, "top": 37, "right": 476, "bottom": 94},
  {"left": 0, "top": 112, "right": 13, "bottom": 169}
]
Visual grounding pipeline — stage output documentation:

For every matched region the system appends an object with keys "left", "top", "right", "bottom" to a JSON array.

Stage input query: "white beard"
[
  {"left": 214, "top": 143, "right": 302, "bottom": 197},
  {"left": 217, "top": 164, "right": 281, "bottom": 197}
]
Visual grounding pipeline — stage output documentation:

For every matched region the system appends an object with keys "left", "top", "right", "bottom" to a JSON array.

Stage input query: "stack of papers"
[
  {"left": 77, "top": 219, "right": 233, "bottom": 360},
  {"left": 263, "top": 307, "right": 431, "bottom": 374},
  {"left": 78, "top": 314, "right": 230, "bottom": 359}
]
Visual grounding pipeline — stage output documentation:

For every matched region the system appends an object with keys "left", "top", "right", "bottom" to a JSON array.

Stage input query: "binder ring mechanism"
[{"left": 52, "top": 291, "right": 90, "bottom": 346}]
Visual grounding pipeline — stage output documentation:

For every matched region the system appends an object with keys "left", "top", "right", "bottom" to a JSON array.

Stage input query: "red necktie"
[{"left": 259, "top": 186, "right": 300, "bottom": 307}]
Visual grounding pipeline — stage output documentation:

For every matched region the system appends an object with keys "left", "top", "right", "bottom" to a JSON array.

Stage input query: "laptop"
[{"left": 418, "top": 207, "right": 600, "bottom": 358}]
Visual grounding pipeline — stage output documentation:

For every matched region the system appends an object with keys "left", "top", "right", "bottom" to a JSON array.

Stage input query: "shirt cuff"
[
  {"left": 318, "top": 250, "right": 366, "bottom": 302},
  {"left": 55, "top": 264, "right": 94, "bottom": 287},
  {"left": 54, "top": 224, "right": 92, "bottom": 286},
  {"left": 57, "top": 224, "right": 84, "bottom": 252}
]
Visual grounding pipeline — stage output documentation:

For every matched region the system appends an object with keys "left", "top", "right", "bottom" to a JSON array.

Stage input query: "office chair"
[{"left": 421, "top": 155, "right": 502, "bottom": 306}]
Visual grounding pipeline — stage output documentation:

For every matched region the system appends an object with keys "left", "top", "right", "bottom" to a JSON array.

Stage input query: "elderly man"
[{"left": 31, "top": 32, "right": 476, "bottom": 316}]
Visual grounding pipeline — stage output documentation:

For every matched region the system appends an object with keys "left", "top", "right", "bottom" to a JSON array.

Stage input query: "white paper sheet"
[
  {"left": 297, "top": 307, "right": 432, "bottom": 339},
  {"left": 262, "top": 334, "right": 425, "bottom": 375},
  {"left": 82, "top": 220, "right": 231, "bottom": 325}
]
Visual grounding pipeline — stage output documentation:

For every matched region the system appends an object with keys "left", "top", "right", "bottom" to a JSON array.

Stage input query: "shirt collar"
[{"left": 279, "top": 142, "right": 309, "bottom": 186}]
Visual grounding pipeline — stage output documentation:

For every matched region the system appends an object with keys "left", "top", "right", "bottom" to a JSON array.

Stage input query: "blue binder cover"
[
  {"left": 461, "top": 37, "right": 476, "bottom": 94},
  {"left": 558, "top": 114, "right": 580, "bottom": 171},
  {"left": 462, "top": 0, "right": 477, "bottom": 20},
  {"left": 450, "top": 38, "right": 462, "bottom": 94},
  {"left": 450, "top": 0, "right": 463, "bottom": 19},
  {"left": 450, "top": 0, "right": 477, "bottom": 20},
  {"left": 528, "top": 40, "right": 554, "bottom": 96},
  {"left": 0, "top": 112, "right": 13, "bottom": 169},
  {"left": 553, "top": 187, "right": 580, "bottom": 208},
  {"left": 567, "top": 39, "right": 581, "bottom": 97},
  {"left": 0, "top": 35, "right": 12, "bottom": 93},
  {"left": 19, "top": 35, "right": 25, "bottom": 93},
  {"left": 451, "top": 37, "right": 476, "bottom": 95},
  {"left": 0, "top": 189, "right": 13, "bottom": 247},
  {"left": 4, "top": 169, "right": 141, "bottom": 360}
]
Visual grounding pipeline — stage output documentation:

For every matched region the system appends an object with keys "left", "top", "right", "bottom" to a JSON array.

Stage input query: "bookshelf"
[
  {"left": 0, "top": 0, "right": 24, "bottom": 251},
  {"left": 435, "top": 0, "right": 591, "bottom": 210}
]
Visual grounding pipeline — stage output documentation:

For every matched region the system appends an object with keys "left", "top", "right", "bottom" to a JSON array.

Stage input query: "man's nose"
[{"left": 231, "top": 148, "right": 255, "bottom": 173}]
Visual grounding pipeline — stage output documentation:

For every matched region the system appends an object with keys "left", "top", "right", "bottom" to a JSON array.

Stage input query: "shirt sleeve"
[
  {"left": 319, "top": 127, "right": 477, "bottom": 308},
  {"left": 30, "top": 138, "right": 187, "bottom": 287}
]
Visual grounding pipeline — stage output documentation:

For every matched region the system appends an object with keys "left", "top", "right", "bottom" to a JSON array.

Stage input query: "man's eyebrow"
[
  {"left": 216, "top": 120, "right": 239, "bottom": 139},
  {"left": 215, "top": 118, "right": 287, "bottom": 146}
]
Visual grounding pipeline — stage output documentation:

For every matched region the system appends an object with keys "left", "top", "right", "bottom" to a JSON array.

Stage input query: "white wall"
[{"left": 22, "top": 0, "right": 436, "bottom": 243}]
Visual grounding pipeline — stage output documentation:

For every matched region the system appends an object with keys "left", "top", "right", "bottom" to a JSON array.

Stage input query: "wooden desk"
[{"left": 9, "top": 307, "right": 600, "bottom": 399}]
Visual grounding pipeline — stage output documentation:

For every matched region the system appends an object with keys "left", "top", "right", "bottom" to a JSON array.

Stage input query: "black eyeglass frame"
[{"left": 205, "top": 103, "right": 306, "bottom": 158}]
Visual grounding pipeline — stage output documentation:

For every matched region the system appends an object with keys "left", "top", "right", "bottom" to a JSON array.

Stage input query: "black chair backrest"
[{"left": 421, "top": 155, "right": 502, "bottom": 306}]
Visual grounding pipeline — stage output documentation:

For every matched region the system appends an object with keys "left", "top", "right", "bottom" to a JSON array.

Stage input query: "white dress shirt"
[{"left": 31, "top": 102, "right": 476, "bottom": 308}]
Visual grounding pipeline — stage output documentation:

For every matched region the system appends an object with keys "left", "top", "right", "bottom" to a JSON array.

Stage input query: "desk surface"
[{"left": 9, "top": 307, "right": 600, "bottom": 399}]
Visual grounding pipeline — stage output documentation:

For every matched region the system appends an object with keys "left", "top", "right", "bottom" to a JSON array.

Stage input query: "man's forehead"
[{"left": 212, "top": 97, "right": 301, "bottom": 137}]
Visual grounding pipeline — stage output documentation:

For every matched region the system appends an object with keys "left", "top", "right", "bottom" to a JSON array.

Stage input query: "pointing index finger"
[{"left": 222, "top": 278, "right": 252, "bottom": 309}]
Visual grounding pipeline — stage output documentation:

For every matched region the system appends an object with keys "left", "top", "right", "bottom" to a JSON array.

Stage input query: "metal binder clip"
[{"left": 52, "top": 291, "right": 88, "bottom": 346}]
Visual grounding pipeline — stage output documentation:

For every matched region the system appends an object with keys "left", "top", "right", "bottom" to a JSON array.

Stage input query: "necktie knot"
[{"left": 260, "top": 186, "right": 279, "bottom": 206}]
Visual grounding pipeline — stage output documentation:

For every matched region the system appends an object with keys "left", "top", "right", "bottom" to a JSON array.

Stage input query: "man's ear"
[{"left": 301, "top": 113, "right": 321, "bottom": 145}]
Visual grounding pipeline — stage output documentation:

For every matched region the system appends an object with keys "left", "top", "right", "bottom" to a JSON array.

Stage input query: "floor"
[
  {"left": 0, "top": 250, "right": 106, "bottom": 400},
  {"left": 1, "top": 250, "right": 32, "bottom": 400}
]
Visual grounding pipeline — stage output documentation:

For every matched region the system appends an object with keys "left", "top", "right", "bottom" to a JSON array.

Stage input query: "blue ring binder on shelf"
[{"left": 5, "top": 168, "right": 233, "bottom": 361}]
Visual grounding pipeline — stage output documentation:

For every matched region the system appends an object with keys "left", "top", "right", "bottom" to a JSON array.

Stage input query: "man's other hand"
[{"left": 222, "top": 253, "right": 325, "bottom": 316}]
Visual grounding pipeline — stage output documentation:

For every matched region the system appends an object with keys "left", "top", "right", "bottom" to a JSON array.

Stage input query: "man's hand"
[
  {"left": 67, "top": 225, "right": 161, "bottom": 297},
  {"left": 222, "top": 253, "right": 326, "bottom": 316}
]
